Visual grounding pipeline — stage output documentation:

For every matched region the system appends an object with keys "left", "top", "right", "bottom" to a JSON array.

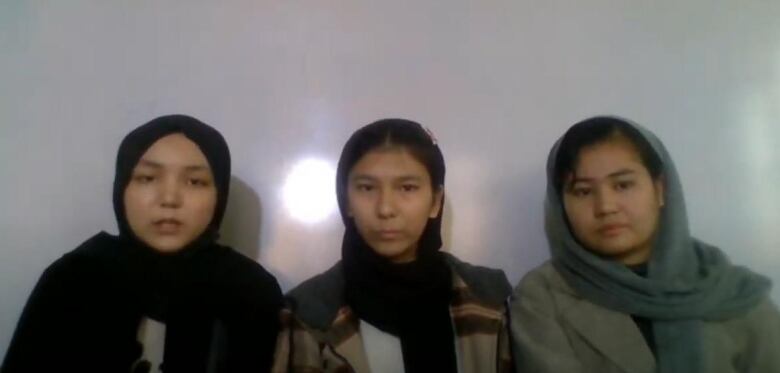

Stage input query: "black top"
[
  {"left": 335, "top": 119, "right": 457, "bottom": 373},
  {"left": 3, "top": 115, "right": 283, "bottom": 372},
  {"left": 2, "top": 233, "right": 283, "bottom": 373}
]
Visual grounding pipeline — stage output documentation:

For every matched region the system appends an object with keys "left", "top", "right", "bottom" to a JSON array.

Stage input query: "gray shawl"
[{"left": 545, "top": 117, "right": 771, "bottom": 372}]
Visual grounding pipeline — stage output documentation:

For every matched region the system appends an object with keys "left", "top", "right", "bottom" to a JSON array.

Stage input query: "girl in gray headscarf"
[{"left": 510, "top": 116, "right": 780, "bottom": 373}]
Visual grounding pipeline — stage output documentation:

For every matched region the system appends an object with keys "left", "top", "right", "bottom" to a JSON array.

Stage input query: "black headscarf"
[
  {"left": 3, "top": 114, "right": 283, "bottom": 373},
  {"left": 108, "top": 115, "right": 233, "bottom": 321},
  {"left": 113, "top": 114, "right": 231, "bottom": 249},
  {"left": 115, "top": 114, "right": 283, "bottom": 373},
  {"left": 103, "top": 115, "right": 283, "bottom": 372},
  {"left": 108, "top": 115, "right": 239, "bottom": 371},
  {"left": 337, "top": 118, "right": 457, "bottom": 373}
]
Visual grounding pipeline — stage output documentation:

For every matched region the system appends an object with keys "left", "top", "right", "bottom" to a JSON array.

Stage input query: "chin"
[
  {"left": 143, "top": 238, "right": 188, "bottom": 253},
  {"left": 585, "top": 239, "right": 631, "bottom": 256},
  {"left": 370, "top": 245, "right": 414, "bottom": 262},
  {"left": 373, "top": 248, "right": 405, "bottom": 259}
]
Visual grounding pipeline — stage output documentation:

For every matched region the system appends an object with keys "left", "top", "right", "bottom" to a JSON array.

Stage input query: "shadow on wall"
[
  {"left": 218, "top": 175, "right": 295, "bottom": 290},
  {"left": 219, "top": 176, "right": 262, "bottom": 262}
]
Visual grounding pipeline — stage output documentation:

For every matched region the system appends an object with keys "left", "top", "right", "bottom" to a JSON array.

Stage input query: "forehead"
[
  {"left": 571, "top": 137, "right": 645, "bottom": 178},
  {"left": 350, "top": 147, "right": 430, "bottom": 180},
  {"left": 137, "top": 133, "right": 210, "bottom": 168}
]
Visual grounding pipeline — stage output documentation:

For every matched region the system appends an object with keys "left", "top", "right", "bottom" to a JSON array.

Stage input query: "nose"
[
  {"left": 376, "top": 188, "right": 397, "bottom": 219},
  {"left": 159, "top": 177, "right": 182, "bottom": 208},
  {"left": 594, "top": 187, "right": 618, "bottom": 217}
]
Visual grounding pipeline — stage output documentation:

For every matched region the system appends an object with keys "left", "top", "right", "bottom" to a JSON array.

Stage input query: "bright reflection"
[{"left": 282, "top": 158, "right": 338, "bottom": 224}]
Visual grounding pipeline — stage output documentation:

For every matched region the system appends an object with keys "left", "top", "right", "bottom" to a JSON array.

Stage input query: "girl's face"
[
  {"left": 123, "top": 133, "right": 218, "bottom": 253},
  {"left": 562, "top": 136, "right": 664, "bottom": 265},
  {"left": 347, "top": 147, "right": 443, "bottom": 263}
]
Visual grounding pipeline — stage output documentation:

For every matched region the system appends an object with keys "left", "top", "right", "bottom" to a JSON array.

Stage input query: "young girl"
[
  {"left": 274, "top": 119, "right": 513, "bottom": 373},
  {"left": 510, "top": 116, "right": 780, "bottom": 373},
  {"left": 2, "top": 115, "right": 283, "bottom": 373}
]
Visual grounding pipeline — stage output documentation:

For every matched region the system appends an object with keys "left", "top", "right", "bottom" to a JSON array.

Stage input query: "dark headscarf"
[
  {"left": 107, "top": 115, "right": 234, "bottom": 321},
  {"left": 336, "top": 118, "right": 457, "bottom": 373},
  {"left": 109, "top": 115, "right": 240, "bottom": 371},
  {"left": 113, "top": 114, "right": 231, "bottom": 248},
  {"left": 3, "top": 115, "right": 282, "bottom": 373},
  {"left": 106, "top": 115, "right": 282, "bottom": 372},
  {"left": 546, "top": 116, "right": 772, "bottom": 372}
]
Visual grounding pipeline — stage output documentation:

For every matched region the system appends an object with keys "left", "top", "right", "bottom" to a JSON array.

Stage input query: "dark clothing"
[
  {"left": 3, "top": 232, "right": 283, "bottom": 373},
  {"left": 3, "top": 115, "right": 283, "bottom": 373}
]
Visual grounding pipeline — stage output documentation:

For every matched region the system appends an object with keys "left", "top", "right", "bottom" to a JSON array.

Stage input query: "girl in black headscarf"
[
  {"left": 277, "top": 119, "right": 513, "bottom": 373},
  {"left": 2, "top": 115, "right": 283, "bottom": 373}
]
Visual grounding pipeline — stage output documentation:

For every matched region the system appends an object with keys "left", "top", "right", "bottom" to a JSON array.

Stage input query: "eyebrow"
[
  {"left": 136, "top": 159, "right": 210, "bottom": 171},
  {"left": 396, "top": 176, "right": 423, "bottom": 183},
  {"left": 569, "top": 169, "right": 636, "bottom": 184},
  {"left": 136, "top": 159, "right": 163, "bottom": 169},
  {"left": 350, "top": 174, "right": 424, "bottom": 183}
]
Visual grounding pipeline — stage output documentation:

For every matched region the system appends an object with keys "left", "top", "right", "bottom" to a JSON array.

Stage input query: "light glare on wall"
[{"left": 282, "top": 158, "right": 337, "bottom": 224}]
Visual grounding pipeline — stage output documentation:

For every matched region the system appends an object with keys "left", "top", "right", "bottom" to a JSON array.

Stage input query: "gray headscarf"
[{"left": 545, "top": 116, "right": 771, "bottom": 372}]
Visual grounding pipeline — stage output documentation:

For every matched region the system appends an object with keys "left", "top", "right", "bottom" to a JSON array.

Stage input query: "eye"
[
  {"left": 615, "top": 180, "right": 635, "bottom": 191},
  {"left": 570, "top": 186, "right": 592, "bottom": 197},
  {"left": 188, "top": 178, "right": 211, "bottom": 187},
  {"left": 355, "top": 183, "right": 375, "bottom": 192},
  {"left": 400, "top": 184, "right": 420, "bottom": 192},
  {"left": 133, "top": 174, "right": 155, "bottom": 184}
]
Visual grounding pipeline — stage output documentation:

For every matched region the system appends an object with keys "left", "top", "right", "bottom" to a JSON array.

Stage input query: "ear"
[
  {"left": 654, "top": 175, "right": 665, "bottom": 207},
  {"left": 429, "top": 186, "right": 444, "bottom": 218}
]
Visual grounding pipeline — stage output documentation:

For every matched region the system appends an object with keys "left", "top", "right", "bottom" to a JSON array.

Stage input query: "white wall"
[{"left": 1, "top": 0, "right": 779, "bottom": 360}]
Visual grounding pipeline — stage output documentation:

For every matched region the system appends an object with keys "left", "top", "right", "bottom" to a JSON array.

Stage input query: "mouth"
[
  {"left": 376, "top": 229, "right": 403, "bottom": 240},
  {"left": 598, "top": 224, "right": 628, "bottom": 236},
  {"left": 152, "top": 218, "right": 183, "bottom": 234}
]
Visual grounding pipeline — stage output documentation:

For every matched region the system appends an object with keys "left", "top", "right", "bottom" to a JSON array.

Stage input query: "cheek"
[
  {"left": 634, "top": 198, "right": 662, "bottom": 230},
  {"left": 122, "top": 188, "right": 156, "bottom": 239},
  {"left": 192, "top": 192, "right": 217, "bottom": 221},
  {"left": 407, "top": 199, "right": 435, "bottom": 231},
  {"left": 123, "top": 187, "right": 151, "bottom": 220},
  {"left": 347, "top": 202, "right": 375, "bottom": 240},
  {"left": 347, "top": 195, "right": 374, "bottom": 221},
  {"left": 563, "top": 200, "right": 592, "bottom": 231}
]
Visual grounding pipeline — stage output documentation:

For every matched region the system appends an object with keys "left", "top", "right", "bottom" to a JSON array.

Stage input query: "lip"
[
  {"left": 598, "top": 224, "right": 628, "bottom": 236},
  {"left": 376, "top": 229, "right": 403, "bottom": 240},
  {"left": 153, "top": 218, "right": 183, "bottom": 234}
]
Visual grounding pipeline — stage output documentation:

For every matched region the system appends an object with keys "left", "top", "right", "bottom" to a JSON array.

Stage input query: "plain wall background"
[{"left": 1, "top": 0, "right": 779, "bottom": 360}]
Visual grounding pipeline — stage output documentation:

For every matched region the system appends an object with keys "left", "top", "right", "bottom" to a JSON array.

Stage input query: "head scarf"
[
  {"left": 337, "top": 118, "right": 456, "bottom": 373},
  {"left": 546, "top": 116, "right": 771, "bottom": 372}
]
